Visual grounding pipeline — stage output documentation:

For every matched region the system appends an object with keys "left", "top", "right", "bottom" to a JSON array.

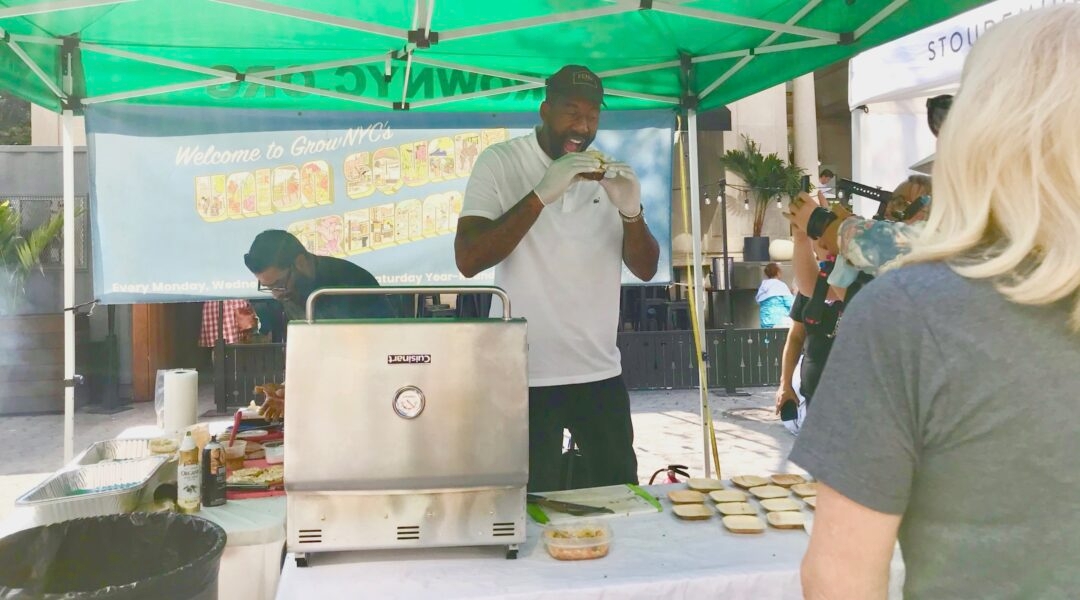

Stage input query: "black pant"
[{"left": 528, "top": 375, "right": 637, "bottom": 492}]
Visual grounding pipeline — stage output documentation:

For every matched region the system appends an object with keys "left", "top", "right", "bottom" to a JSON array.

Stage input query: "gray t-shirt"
[{"left": 790, "top": 262, "right": 1080, "bottom": 599}]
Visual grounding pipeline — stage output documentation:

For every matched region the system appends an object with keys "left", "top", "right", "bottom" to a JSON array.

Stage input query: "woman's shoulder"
[
  {"left": 874, "top": 262, "right": 972, "bottom": 299},
  {"left": 847, "top": 262, "right": 986, "bottom": 328}
]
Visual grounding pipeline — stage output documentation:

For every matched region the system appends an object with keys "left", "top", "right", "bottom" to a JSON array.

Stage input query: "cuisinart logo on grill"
[{"left": 387, "top": 354, "right": 432, "bottom": 365}]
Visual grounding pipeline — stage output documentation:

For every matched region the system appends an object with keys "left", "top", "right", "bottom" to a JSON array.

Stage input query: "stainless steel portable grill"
[{"left": 284, "top": 287, "right": 528, "bottom": 565}]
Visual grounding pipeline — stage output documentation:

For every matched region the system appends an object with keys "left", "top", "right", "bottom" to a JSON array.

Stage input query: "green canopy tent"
[{"left": 0, "top": 0, "right": 987, "bottom": 468}]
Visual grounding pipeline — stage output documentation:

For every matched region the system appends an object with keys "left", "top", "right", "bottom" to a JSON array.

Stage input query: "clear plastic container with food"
[{"left": 542, "top": 521, "right": 612, "bottom": 561}]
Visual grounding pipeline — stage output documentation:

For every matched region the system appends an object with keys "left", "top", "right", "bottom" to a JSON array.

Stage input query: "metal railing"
[{"left": 213, "top": 326, "right": 786, "bottom": 410}]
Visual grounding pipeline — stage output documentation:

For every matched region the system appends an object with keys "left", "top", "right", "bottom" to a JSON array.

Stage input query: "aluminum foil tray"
[
  {"left": 72, "top": 438, "right": 156, "bottom": 465},
  {"left": 16, "top": 456, "right": 169, "bottom": 524}
]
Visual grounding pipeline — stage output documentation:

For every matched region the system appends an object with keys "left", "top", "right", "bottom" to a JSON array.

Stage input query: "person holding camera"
[
  {"left": 792, "top": 7, "right": 1080, "bottom": 596},
  {"left": 788, "top": 176, "right": 932, "bottom": 298},
  {"left": 775, "top": 191, "right": 844, "bottom": 430},
  {"left": 785, "top": 91, "right": 951, "bottom": 285}
]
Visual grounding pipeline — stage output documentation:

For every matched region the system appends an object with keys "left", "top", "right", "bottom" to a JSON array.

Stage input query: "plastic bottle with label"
[
  {"left": 177, "top": 431, "right": 201, "bottom": 513},
  {"left": 201, "top": 435, "right": 227, "bottom": 507}
]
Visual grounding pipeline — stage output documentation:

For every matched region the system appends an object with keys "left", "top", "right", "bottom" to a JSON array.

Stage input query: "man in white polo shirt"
[{"left": 455, "top": 65, "right": 660, "bottom": 492}]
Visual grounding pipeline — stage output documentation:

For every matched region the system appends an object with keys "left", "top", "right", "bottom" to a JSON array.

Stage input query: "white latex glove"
[
  {"left": 533, "top": 152, "right": 602, "bottom": 205},
  {"left": 599, "top": 161, "right": 642, "bottom": 217}
]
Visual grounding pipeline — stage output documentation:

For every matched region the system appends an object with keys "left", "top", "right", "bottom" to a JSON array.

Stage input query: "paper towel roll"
[{"left": 163, "top": 369, "right": 199, "bottom": 435}]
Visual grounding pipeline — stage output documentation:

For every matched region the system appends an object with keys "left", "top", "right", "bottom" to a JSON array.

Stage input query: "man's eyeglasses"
[{"left": 257, "top": 267, "right": 292, "bottom": 293}]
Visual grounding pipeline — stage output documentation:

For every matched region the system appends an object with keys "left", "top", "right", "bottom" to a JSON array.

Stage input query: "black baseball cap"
[{"left": 546, "top": 65, "right": 605, "bottom": 106}]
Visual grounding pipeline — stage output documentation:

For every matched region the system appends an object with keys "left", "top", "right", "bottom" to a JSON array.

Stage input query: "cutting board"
[{"left": 527, "top": 484, "right": 661, "bottom": 524}]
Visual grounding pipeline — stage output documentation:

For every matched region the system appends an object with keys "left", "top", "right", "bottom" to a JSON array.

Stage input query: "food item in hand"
[
  {"left": 760, "top": 498, "right": 801, "bottom": 512},
  {"left": 672, "top": 503, "right": 713, "bottom": 520},
  {"left": 749, "top": 485, "right": 790, "bottom": 499},
  {"left": 579, "top": 149, "right": 611, "bottom": 180},
  {"left": 791, "top": 482, "right": 818, "bottom": 497},
  {"left": 668, "top": 489, "right": 706, "bottom": 504},
  {"left": 687, "top": 478, "right": 724, "bottom": 492},
  {"left": 722, "top": 515, "right": 765, "bottom": 534},
  {"left": 731, "top": 475, "right": 770, "bottom": 489},
  {"left": 715, "top": 502, "right": 756, "bottom": 516},
  {"left": 766, "top": 511, "right": 806, "bottom": 530},
  {"left": 709, "top": 489, "right": 748, "bottom": 504},
  {"left": 803, "top": 496, "right": 817, "bottom": 509},
  {"left": 542, "top": 522, "right": 612, "bottom": 561},
  {"left": 770, "top": 473, "right": 808, "bottom": 487}
]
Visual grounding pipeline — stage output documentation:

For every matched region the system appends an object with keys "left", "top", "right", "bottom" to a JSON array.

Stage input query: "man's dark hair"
[
  {"left": 820, "top": 169, "right": 835, "bottom": 179},
  {"left": 244, "top": 229, "right": 307, "bottom": 274},
  {"left": 927, "top": 94, "right": 953, "bottom": 137}
]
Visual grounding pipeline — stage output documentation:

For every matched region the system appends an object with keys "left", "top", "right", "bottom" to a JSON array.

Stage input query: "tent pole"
[
  {"left": 62, "top": 108, "right": 75, "bottom": 463},
  {"left": 0, "top": 0, "right": 133, "bottom": 20},
  {"left": 699, "top": 0, "right": 824, "bottom": 101},
  {"left": 686, "top": 108, "right": 712, "bottom": 478}
]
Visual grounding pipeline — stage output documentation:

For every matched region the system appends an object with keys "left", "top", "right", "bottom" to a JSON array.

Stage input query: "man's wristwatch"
[{"left": 620, "top": 207, "right": 644, "bottom": 223}]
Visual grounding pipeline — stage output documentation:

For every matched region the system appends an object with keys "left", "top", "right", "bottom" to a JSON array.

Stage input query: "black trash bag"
[{"left": 0, "top": 512, "right": 227, "bottom": 599}]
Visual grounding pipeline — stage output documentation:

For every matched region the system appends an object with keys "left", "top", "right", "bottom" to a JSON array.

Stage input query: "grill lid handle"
[{"left": 305, "top": 286, "right": 512, "bottom": 323}]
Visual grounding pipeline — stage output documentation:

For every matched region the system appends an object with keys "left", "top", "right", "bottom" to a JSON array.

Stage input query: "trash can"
[{"left": 0, "top": 512, "right": 227, "bottom": 599}]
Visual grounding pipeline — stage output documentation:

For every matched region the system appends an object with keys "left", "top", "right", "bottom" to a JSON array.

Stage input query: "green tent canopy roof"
[{"left": 0, "top": 0, "right": 988, "bottom": 113}]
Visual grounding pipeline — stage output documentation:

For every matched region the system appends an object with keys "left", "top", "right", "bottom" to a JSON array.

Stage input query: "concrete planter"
[{"left": 742, "top": 236, "right": 771, "bottom": 262}]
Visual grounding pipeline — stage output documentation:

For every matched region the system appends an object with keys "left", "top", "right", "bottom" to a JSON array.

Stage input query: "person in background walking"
[{"left": 755, "top": 262, "right": 793, "bottom": 328}]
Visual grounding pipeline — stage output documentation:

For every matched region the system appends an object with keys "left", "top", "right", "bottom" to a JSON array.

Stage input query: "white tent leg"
[
  {"left": 62, "top": 109, "right": 75, "bottom": 463},
  {"left": 686, "top": 108, "right": 712, "bottom": 478}
]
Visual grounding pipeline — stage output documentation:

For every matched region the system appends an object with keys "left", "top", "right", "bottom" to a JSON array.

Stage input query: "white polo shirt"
[{"left": 461, "top": 129, "right": 624, "bottom": 387}]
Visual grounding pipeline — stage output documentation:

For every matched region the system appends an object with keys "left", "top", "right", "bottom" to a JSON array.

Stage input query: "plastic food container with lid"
[
  {"left": 263, "top": 441, "right": 284, "bottom": 464},
  {"left": 541, "top": 520, "right": 612, "bottom": 561}
]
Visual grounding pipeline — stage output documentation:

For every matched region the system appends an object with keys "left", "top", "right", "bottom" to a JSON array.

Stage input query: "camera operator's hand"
[
  {"left": 785, "top": 192, "right": 819, "bottom": 232},
  {"left": 775, "top": 385, "right": 798, "bottom": 416},
  {"left": 832, "top": 202, "right": 852, "bottom": 222}
]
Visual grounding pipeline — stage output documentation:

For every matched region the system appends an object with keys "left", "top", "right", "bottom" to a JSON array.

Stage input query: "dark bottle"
[{"left": 201, "top": 435, "right": 227, "bottom": 507}]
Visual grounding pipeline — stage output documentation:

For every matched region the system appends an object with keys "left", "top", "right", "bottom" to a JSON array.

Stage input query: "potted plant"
[
  {"left": 719, "top": 136, "right": 805, "bottom": 262},
  {"left": 1, "top": 200, "right": 63, "bottom": 315},
  {"left": 1, "top": 199, "right": 65, "bottom": 414}
]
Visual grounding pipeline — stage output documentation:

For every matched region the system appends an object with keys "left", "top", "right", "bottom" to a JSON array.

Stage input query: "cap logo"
[{"left": 572, "top": 72, "right": 599, "bottom": 88}]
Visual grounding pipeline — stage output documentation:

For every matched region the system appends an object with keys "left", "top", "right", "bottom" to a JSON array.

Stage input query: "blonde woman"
[{"left": 791, "top": 6, "right": 1080, "bottom": 599}]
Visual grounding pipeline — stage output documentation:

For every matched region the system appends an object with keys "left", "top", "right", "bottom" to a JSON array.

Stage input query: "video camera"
[{"left": 835, "top": 178, "right": 927, "bottom": 222}]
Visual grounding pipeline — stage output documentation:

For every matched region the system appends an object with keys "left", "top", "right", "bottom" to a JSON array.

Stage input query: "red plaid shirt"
[{"left": 199, "top": 300, "right": 254, "bottom": 347}]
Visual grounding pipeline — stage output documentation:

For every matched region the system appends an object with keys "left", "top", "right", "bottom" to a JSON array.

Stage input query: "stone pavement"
[{"left": 0, "top": 384, "right": 802, "bottom": 521}]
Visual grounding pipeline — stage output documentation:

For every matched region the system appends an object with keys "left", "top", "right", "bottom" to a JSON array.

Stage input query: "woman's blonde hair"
[{"left": 900, "top": 5, "right": 1080, "bottom": 330}]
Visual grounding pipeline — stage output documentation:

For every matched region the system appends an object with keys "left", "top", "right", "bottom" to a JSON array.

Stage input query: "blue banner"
[{"left": 86, "top": 105, "right": 673, "bottom": 303}]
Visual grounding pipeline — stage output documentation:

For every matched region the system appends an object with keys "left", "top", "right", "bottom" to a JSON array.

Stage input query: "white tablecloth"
[
  {"left": 201, "top": 496, "right": 286, "bottom": 600},
  {"left": 275, "top": 484, "right": 905, "bottom": 600}
]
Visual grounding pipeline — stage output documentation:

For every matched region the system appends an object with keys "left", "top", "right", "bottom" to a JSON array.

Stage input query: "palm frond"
[
  {"left": 718, "top": 136, "right": 806, "bottom": 236},
  {"left": 0, "top": 200, "right": 65, "bottom": 315}
]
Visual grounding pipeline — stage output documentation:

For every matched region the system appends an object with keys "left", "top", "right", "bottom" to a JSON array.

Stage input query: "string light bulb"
[{"left": 703, "top": 189, "right": 711, "bottom": 205}]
